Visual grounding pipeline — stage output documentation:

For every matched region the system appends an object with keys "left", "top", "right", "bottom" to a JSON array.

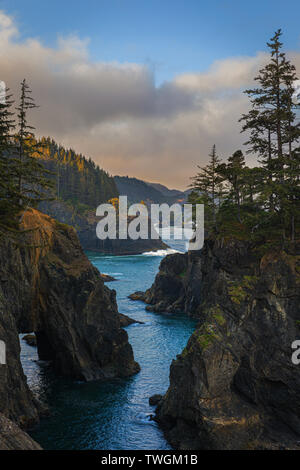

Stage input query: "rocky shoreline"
[
  {"left": 134, "top": 238, "right": 300, "bottom": 449},
  {"left": 0, "top": 209, "right": 140, "bottom": 449},
  {"left": 39, "top": 200, "right": 169, "bottom": 255}
]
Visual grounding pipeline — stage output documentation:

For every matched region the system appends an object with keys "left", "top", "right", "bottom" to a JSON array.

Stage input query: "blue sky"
[
  {"left": 2, "top": 0, "right": 300, "bottom": 84},
  {"left": 0, "top": 1, "right": 300, "bottom": 187}
]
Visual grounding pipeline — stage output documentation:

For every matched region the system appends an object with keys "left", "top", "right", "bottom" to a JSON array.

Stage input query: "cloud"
[
  {"left": 0, "top": 11, "right": 299, "bottom": 189},
  {"left": 174, "top": 54, "right": 267, "bottom": 92}
]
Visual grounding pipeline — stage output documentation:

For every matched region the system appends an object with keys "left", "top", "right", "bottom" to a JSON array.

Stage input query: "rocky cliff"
[
  {"left": 0, "top": 208, "right": 139, "bottom": 448},
  {"left": 39, "top": 200, "right": 168, "bottom": 255},
  {"left": 131, "top": 250, "right": 202, "bottom": 315},
  {"left": 140, "top": 238, "right": 300, "bottom": 449},
  {"left": 0, "top": 414, "right": 42, "bottom": 450}
]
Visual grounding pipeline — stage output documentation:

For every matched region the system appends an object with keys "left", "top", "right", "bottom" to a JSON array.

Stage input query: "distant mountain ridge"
[
  {"left": 114, "top": 175, "right": 190, "bottom": 205},
  {"left": 146, "top": 181, "right": 186, "bottom": 198}
]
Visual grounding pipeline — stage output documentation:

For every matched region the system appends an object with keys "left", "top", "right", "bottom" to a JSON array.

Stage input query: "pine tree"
[
  {"left": 240, "top": 30, "right": 300, "bottom": 245},
  {"left": 0, "top": 85, "right": 19, "bottom": 224},
  {"left": 190, "top": 145, "right": 222, "bottom": 228},
  {"left": 218, "top": 150, "right": 245, "bottom": 222},
  {"left": 14, "top": 79, "right": 53, "bottom": 211}
]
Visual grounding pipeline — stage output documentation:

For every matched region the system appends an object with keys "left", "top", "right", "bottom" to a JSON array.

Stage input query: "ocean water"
[{"left": 21, "top": 236, "right": 196, "bottom": 450}]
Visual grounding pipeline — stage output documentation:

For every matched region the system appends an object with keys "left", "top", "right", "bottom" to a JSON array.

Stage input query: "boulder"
[
  {"left": 100, "top": 273, "right": 117, "bottom": 282},
  {"left": 149, "top": 394, "right": 163, "bottom": 406},
  {"left": 128, "top": 291, "right": 146, "bottom": 301},
  {"left": 119, "top": 313, "right": 144, "bottom": 327},
  {"left": 22, "top": 334, "right": 37, "bottom": 347}
]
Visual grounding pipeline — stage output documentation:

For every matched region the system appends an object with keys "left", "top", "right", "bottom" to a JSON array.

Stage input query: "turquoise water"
[{"left": 22, "top": 240, "right": 196, "bottom": 450}]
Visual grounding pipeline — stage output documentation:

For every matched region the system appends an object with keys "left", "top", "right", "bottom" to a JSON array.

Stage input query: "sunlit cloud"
[{"left": 0, "top": 11, "right": 299, "bottom": 189}]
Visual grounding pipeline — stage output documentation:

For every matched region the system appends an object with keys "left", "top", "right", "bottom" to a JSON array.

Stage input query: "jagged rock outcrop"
[
  {"left": 130, "top": 251, "right": 199, "bottom": 314},
  {"left": 118, "top": 313, "right": 144, "bottom": 327},
  {"left": 39, "top": 200, "right": 169, "bottom": 255},
  {"left": 0, "top": 414, "right": 41, "bottom": 450},
  {"left": 22, "top": 334, "right": 37, "bottom": 347},
  {"left": 101, "top": 273, "right": 116, "bottom": 282},
  {"left": 144, "top": 238, "right": 300, "bottom": 449},
  {"left": 0, "top": 208, "right": 139, "bottom": 447}
]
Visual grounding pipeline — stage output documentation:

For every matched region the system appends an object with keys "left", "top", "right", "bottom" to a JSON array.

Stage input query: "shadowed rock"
[
  {"left": 0, "top": 414, "right": 42, "bottom": 450},
  {"left": 39, "top": 200, "right": 169, "bottom": 255},
  {"left": 119, "top": 313, "right": 144, "bottom": 327},
  {"left": 101, "top": 273, "right": 117, "bottom": 282},
  {"left": 0, "top": 208, "right": 139, "bottom": 441},
  {"left": 149, "top": 394, "right": 163, "bottom": 406},
  {"left": 128, "top": 291, "right": 146, "bottom": 301},
  {"left": 22, "top": 334, "right": 37, "bottom": 347},
  {"left": 148, "top": 238, "right": 300, "bottom": 449}
]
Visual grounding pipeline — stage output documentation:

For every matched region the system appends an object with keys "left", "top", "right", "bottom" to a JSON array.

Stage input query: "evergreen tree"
[
  {"left": 190, "top": 145, "right": 222, "bottom": 228},
  {"left": 240, "top": 30, "right": 300, "bottom": 245},
  {"left": 30, "top": 136, "right": 118, "bottom": 210},
  {"left": 217, "top": 150, "right": 245, "bottom": 222},
  {"left": 0, "top": 85, "right": 19, "bottom": 224},
  {"left": 14, "top": 79, "right": 53, "bottom": 211}
]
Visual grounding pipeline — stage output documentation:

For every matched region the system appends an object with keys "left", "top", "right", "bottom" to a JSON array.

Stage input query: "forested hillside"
[{"left": 36, "top": 137, "right": 118, "bottom": 209}]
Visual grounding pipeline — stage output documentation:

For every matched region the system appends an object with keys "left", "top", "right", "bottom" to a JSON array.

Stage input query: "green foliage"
[
  {"left": 228, "top": 275, "right": 258, "bottom": 304},
  {"left": 239, "top": 29, "right": 300, "bottom": 245},
  {"left": 54, "top": 220, "right": 70, "bottom": 233},
  {"left": 189, "top": 145, "right": 223, "bottom": 230},
  {"left": 189, "top": 30, "right": 300, "bottom": 250},
  {"left": 0, "top": 80, "right": 54, "bottom": 233},
  {"left": 213, "top": 312, "right": 226, "bottom": 326},
  {"left": 34, "top": 136, "right": 119, "bottom": 209},
  {"left": 13, "top": 80, "right": 54, "bottom": 210},
  {"left": 196, "top": 322, "right": 220, "bottom": 350},
  {"left": 0, "top": 86, "right": 20, "bottom": 226},
  {"left": 179, "top": 268, "right": 187, "bottom": 278}
]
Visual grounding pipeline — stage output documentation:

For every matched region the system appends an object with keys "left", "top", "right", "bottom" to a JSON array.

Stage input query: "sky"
[{"left": 0, "top": 0, "right": 300, "bottom": 189}]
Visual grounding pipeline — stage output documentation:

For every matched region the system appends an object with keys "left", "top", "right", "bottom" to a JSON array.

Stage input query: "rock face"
[
  {"left": 39, "top": 200, "right": 169, "bottom": 255},
  {"left": 22, "top": 334, "right": 37, "bottom": 347},
  {"left": 147, "top": 238, "right": 300, "bottom": 449},
  {"left": 149, "top": 394, "right": 163, "bottom": 406},
  {"left": 101, "top": 273, "right": 116, "bottom": 282},
  {"left": 118, "top": 313, "right": 144, "bottom": 327},
  {"left": 0, "top": 208, "right": 139, "bottom": 447},
  {"left": 131, "top": 252, "right": 198, "bottom": 314},
  {"left": 0, "top": 414, "right": 41, "bottom": 450}
]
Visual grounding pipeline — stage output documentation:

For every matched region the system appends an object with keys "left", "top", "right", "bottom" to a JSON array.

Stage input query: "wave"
[{"left": 142, "top": 248, "right": 181, "bottom": 257}]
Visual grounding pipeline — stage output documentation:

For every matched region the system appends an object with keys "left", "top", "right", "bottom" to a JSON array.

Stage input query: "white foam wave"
[{"left": 142, "top": 248, "right": 180, "bottom": 257}]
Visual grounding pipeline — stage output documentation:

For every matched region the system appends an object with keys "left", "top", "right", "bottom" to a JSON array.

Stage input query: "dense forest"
[
  {"left": 189, "top": 30, "right": 300, "bottom": 252},
  {"left": 34, "top": 137, "right": 118, "bottom": 210},
  {"left": 0, "top": 78, "right": 118, "bottom": 235}
]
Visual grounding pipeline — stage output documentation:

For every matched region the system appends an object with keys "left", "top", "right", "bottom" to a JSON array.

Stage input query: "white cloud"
[
  {"left": 0, "top": 11, "right": 299, "bottom": 188},
  {"left": 174, "top": 53, "right": 268, "bottom": 92}
]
